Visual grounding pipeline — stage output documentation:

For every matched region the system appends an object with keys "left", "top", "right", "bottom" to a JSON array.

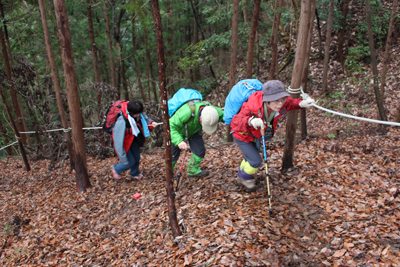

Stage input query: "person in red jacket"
[{"left": 230, "top": 80, "right": 315, "bottom": 191}]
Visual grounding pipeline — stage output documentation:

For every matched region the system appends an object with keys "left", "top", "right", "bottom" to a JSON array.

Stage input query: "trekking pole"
[
  {"left": 260, "top": 128, "right": 273, "bottom": 216},
  {"left": 174, "top": 150, "right": 187, "bottom": 195}
]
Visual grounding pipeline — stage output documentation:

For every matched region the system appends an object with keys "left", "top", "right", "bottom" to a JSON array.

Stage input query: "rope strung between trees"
[{"left": 288, "top": 86, "right": 400, "bottom": 127}]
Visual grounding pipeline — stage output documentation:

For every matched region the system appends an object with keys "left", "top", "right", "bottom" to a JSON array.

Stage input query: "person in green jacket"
[{"left": 170, "top": 100, "right": 224, "bottom": 177}]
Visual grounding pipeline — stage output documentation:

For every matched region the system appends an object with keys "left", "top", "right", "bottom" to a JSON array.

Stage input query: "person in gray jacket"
[{"left": 111, "top": 100, "right": 158, "bottom": 180}]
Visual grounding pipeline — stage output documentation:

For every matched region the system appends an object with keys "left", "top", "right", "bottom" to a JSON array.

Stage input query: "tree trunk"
[
  {"left": 321, "top": 0, "right": 334, "bottom": 95},
  {"left": 150, "top": 61, "right": 158, "bottom": 101},
  {"left": 132, "top": 18, "right": 147, "bottom": 103},
  {"left": 365, "top": 0, "right": 387, "bottom": 121},
  {"left": 270, "top": 0, "right": 283, "bottom": 80},
  {"left": 114, "top": 7, "right": 126, "bottom": 99},
  {"left": 53, "top": 0, "right": 91, "bottom": 192},
  {"left": 104, "top": 2, "right": 117, "bottom": 90},
  {"left": 245, "top": 0, "right": 261, "bottom": 79},
  {"left": 0, "top": 115, "right": 13, "bottom": 155},
  {"left": 226, "top": 0, "right": 240, "bottom": 143},
  {"left": 300, "top": 0, "right": 316, "bottom": 140},
  {"left": 282, "top": 0, "right": 312, "bottom": 171},
  {"left": 0, "top": 24, "right": 26, "bottom": 145},
  {"left": 379, "top": 0, "right": 398, "bottom": 100},
  {"left": 337, "top": 0, "right": 349, "bottom": 65},
  {"left": 144, "top": 25, "right": 152, "bottom": 101},
  {"left": 151, "top": 0, "right": 182, "bottom": 238},
  {"left": 86, "top": 0, "right": 102, "bottom": 120},
  {"left": 0, "top": 86, "right": 30, "bottom": 170},
  {"left": 315, "top": 8, "right": 323, "bottom": 58},
  {"left": 167, "top": 0, "right": 175, "bottom": 94},
  {"left": 122, "top": 61, "right": 129, "bottom": 100},
  {"left": 192, "top": 17, "right": 200, "bottom": 82},
  {"left": 38, "top": 0, "right": 75, "bottom": 170}
]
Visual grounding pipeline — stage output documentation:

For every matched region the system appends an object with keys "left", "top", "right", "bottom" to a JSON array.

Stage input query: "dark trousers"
[
  {"left": 172, "top": 130, "right": 206, "bottom": 162},
  {"left": 114, "top": 141, "right": 141, "bottom": 176},
  {"left": 233, "top": 136, "right": 262, "bottom": 168}
]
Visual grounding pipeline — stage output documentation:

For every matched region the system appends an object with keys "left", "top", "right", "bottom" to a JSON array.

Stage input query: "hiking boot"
[
  {"left": 111, "top": 165, "right": 121, "bottom": 179},
  {"left": 236, "top": 176, "right": 256, "bottom": 191},
  {"left": 188, "top": 170, "right": 209, "bottom": 178}
]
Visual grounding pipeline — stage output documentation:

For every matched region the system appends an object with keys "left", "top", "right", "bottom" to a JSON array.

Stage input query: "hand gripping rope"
[{"left": 287, "top": 86, "right": 400, "bottom": 127}]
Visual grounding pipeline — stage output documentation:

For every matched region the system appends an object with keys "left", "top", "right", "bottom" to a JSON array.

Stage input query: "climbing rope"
[{"left": 287, "top": 86, "right": 400, "bottom": 127}]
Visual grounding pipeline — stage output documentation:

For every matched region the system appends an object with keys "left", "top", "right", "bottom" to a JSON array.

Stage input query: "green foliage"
[
  {"left": 345, "top": 45, "right": 370, "bottom": 73},
  {"left": 177, "top": 41, "right": 215, "bottom": 71},
  {"left": 328, "top": 132, "right": 336, "bottom": 139},
  {"left": 329, "top": 91, "right": 345, "bottom": 100}
]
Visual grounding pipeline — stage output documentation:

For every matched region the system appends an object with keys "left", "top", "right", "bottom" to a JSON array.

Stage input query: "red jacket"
[{"left": 231, "top": 91, "right": 302, "bottom": 143}]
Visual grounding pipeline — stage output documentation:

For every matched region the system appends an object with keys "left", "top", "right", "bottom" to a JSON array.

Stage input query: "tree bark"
[
  {"left": 53, "top": 0, "right": 91, "bottom": 192},
  {"left": 144, "top": 26, "right": 152, "bottom": 101},
  {"left": 86, "top": 0, "right": 102, "bottom": 120},
  {"left": 226, "top": 0, "right": 240, "bottom": 143},
  {"left": 0, "top": 114, "right": 13, "bottom": 155},
  {"left": 104, "top": 2, "right": 117, "bottom": 90},
  {"left": 300, "top": 0, "right": 316, "bottom": 140},
  {"left": 282, "top": 0, "right": 312, "bottom": 171},
  {"left": 151, "top": 0, "right": 181, "bottom": 238},
  {"left": 0, "top": 86, "right": 30, "bottom": 170},
  {"left": 38, "top": 0, "right": 75, "bottom": 171},
  {"left": 245, "top": 0, "right": 261, "bottom": 79},
  {"left": 167, "top": 0, "right": 174, "bottom": 94},
  {"left": 132, "top": 18, "right": 147, "bottom": 103},
  {"left": 114, "top": 7, "right": 126, "bottom": 99},
  {"left": 0, "top": 23, "right": 26, "bottom": 145},
  {"left": 122, "top": 61, "right": 129, "bottom": 100},
  {"left": 379, "top": 0, "right": 398, "bottom": 100},
  {"left": 337, "top": 0, "right": 349, "bottom": 65},
  {"left": 321, "top": 0, "right": 334, "bottom": 95},
  {"left": 270, "top": 0, "right": 283, "bottom": 80},
  {"left": 315, "top": 8, "right": 323, "bottom": 58},
  {"left": 365, "top": 0, "right": 387, "bottom": 121}
]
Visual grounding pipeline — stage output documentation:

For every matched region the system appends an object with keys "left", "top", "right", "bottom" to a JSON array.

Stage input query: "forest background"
[{"left": 1, "top": 0, "right": 400, "bottom": 266}]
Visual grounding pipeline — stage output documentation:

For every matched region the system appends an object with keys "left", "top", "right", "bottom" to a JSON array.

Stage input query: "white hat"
[{"left": 201, "top": 106, "right": 219, "bottom": 134}]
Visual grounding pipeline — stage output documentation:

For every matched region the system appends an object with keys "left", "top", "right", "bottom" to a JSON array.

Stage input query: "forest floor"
[{"left": 2, "top": 45, "right": 400, "bottom": 267}]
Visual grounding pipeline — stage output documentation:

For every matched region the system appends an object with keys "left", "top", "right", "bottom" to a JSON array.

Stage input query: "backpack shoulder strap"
[{"left": 263, "top": 102, "right": 276, "bottom": 128}]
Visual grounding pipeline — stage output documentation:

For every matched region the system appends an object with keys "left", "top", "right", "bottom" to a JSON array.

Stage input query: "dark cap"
[{"left": 262, "top": 80, "right": 290, "bottom": 102}]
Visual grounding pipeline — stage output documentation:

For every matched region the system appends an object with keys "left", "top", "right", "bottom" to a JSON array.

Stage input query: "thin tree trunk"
[
  {"left": 114, "top": 7, "right": 125, "bottom": 99},
  {"left": 192, "top": 17, "right": 200, "bottom": 82},
  {"left": 104, "top": 2, "right": 117, "bottom": 90},
  {"left": 226, "top": 0, "right": 240, "bottom": 143},
  {"left": 86, "top": 0, "right": 102, "bottom": 119},
  {"left": 151, "top": 0, "right": 182, "bottom": 238},
  {"left": 0, "top": 23, "right": 26, "bottom": 145},
  {"left": 300, "top": 0, "right": 316, "bottom": 140},
  {"left": 167, "top": 1, "right": 174, "bottom": 94},
  {"left": 321, "top": 0, "right": 334, "bottom": 95},
  {"left": 0, "top": 115, "right": 13, "bottom": 155},
  {"left": 337, "top": 0, "right": 349, "bottom": 65},
  {"left": 282, "top": 0, "right": 312, "bottom": 171},
  {"left": 315, "top": 8, "right": 323, "bottom": 58},
  {"left": 379, "top": 0, "right": 398, "bottom": 100},
  {"left": 132, "top": 18, "right": 147, "bottom": 103},
  {"left": 365, "top": 0, "right": 387, "bottom": 121},
  {"left": 245, "top": 0, "right": 261, "bottom": 79},
  {"left": 144, "top": 26, "right": 152, "bottom": 101},
  {"left": 270, "top": 0, "right": 283, "bottom": 80},
  {"left": 38, "top": 0, "right": 75, "bottom": 170},
  {"left": 53, "top": 0, "right": 91, "bottom": 192},
  {"left": 150, "top": 61, "right": 158, "bottom": 101},
  {"left": 0, "top": 86, "right": 30, "bottom": 170},
  {"left": 122, "top": 61, "right": 129, "bottom": 100}
]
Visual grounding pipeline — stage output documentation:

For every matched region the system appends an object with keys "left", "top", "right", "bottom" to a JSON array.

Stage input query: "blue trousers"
[{"left": 114, "top": 141, "right": 141, "bottom": 176}]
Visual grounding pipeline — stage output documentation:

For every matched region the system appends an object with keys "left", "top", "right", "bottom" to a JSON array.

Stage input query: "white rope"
[
  {"left": 0, "top": 141, "right": 18, "bottom": 151},
  {"left": 295, "top": 87, "right": 400, "bottom": 127},
  {"left": 311, "top": 103, "right": 400, "bottom": 126}
]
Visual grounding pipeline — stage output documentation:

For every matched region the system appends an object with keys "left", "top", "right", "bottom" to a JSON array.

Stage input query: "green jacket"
[{"left": 169, "top": 101, "right": 224, "bottom": 146}]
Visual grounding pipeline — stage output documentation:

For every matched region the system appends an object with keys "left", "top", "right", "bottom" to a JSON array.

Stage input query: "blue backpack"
[
  {"left": 223, "top": 79, "right": 263, "bottom": 125},
  {"left": 168, "top": 88, "right": 203, "bottom": 117}
]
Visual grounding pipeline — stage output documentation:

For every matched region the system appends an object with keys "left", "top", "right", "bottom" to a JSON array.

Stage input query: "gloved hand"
[
  {"left": 299, "top": 98, "right": 315, "bottom": 108},
  {"left": 248, "top": 117, "right": 265, "bottom": 130},
  {"left": 151, "top": 121, "right": 159, "bottom": 127},
  {"left": 178, "top": 141, "right": 188, "bottom": 150}
]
